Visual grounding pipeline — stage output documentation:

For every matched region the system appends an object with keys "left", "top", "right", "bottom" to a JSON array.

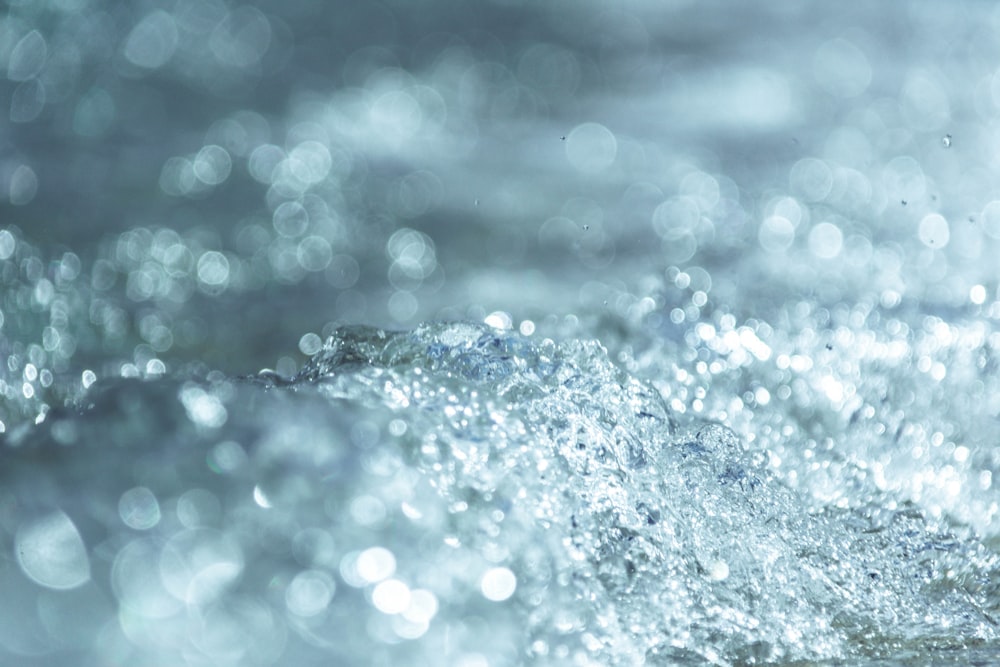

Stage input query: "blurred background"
[{"left": 4, "top": 0, "right": 999, "bottom": 378}]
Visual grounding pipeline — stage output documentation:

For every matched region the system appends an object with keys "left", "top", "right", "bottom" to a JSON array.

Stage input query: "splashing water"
[{"left": 2, "top": 321, "right": 996, "bottom": 666}]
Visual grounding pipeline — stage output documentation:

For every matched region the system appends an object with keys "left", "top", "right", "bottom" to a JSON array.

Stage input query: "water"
[{"left": 3, "top": 0, "right": 1000, "bottom": 664}]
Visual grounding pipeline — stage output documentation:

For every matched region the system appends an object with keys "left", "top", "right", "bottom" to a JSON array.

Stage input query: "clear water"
[{"left": 3, "top": 0, "right": 1000, "bottom": 665}]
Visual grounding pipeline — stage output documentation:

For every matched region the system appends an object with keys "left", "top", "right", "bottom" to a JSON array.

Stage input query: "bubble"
[
  {"left": 118, "top": 487, "right": 161, "bottom": 530},
  {"left": 8, "top": 30, "right": 47, "bottom": 81},
  {"left": 8, "top": 165, "right": 37, "bottom": 206},
  {"left": 941, "top": 134, "right": 952, "bottom": 148},
  {"left": 813, "top": 38, "right": 871, "bottom": 98},
  {"left": 480, "top": 566, "right": 517, "bottom": 602},
  {"left": 15, "top": 511, "right": 90, "bottom": 590},
  {"left": 758, "top": 216, "right": 796, "bottom": 253},
  {"left": 197, "top": 251, "right": 230, "bottom": 287},
  {"left": 372, "top": 578, "right": 411, "bottom": 614},
  {"left": 918, "top": 213, "right": 950, "bottom": 248},
  {"left": 123, "top": 10, "right": 179, "bottom": 70},
  {"left": 565, "top": 122, "right": 617, "bottom": 173},
  {"left": 285, "top": 570, "right": 335, "bottom": 617},
  {"left": 808, "top": 222, "right": 844, "bottom": 259}
]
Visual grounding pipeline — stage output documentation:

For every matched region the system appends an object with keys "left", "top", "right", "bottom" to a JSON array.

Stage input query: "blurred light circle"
[
  {"left": 980, "top": 200, "right": 1000, "bottom": 239},
  {"left": 8, "top": 165, "right": 38, "bottom": 206},
  {"left": 297, "top": 235, "right": 332, "bottom": 271},
  {"left": 159, "top": 529, "right": 243, "bottom": 606},
  {"left": 901, "top": 70, "right": 951, "bottom": 131},
  {"left": 7, "top": 30, "right": 47, "bottom": 81},
  {"left": 679, "top": 171, "right": 720, "bottom": 211},
  {"left": 372, "top": 579, "right": 411, "bottom": 615},
  {"left": 249, "top": 144, "right": 286, "bottom": 184},
  {"left": 808, "top": 222, "right": 844, "bottom": 259},
  {"left": 918, "top": 213, "right": 950, "bottom": 248},
  {"left": 193, "top": 145, "right": 232, "bottom": 186},
  {"left": 298, "top": 332, "right": 322, "bottom": 355},
  {"left": 813, "top": 38, "right": 871, "bottom": 98},
  {"left": 0, "top": 229, "right": 18, "bottom": 259},
  {"left": 118, "top": 487, "right": 161, "bottom": 530},
  {"left": 517, "top": 43, "right": 580, "bottom": 95},
  {"left": 112, "top": 538, "right": 182, "bottom": 619},
  {"left": 72, "top": 88, "right": 116, "bottom": 138},
  {"left": 288, "top": 140, "right": 332, "bottom": 185},
  {"left": 273, "top": 201, "right": 310, "bottom": 238},
  {"left": 388, "top": 290, "right": 419, "bottom": 322},
  {"left": 326, "top": 254, "right": 360, "bottom": 289},
  {"left": 123, "top": 10, "right": 178, "bottom": 70},
  {"left": 371, "top": 90, "right": 423, "bottom": 145},
  {"left": 354, "top": 547, "right": 395, "bottom": 584},
  {"left": 882, "top": 156, "right": 926, "bottom": 202},
  {"left": 566, "top": 122, "right": 617, "bottom": 173},
  {"left": 10, "top": 79, "right": 46, "bottom": 123},
  {"left": 209, "top": 6, "right": 272, "bottom": 68},
  {"left": 789, "top": 158, "right": 833, "bottom": 202},
  {"left": 394, "top": 170, "right": 442, "bottom": 218},
  {"left": 197, "top": 251, "right": 230, "bottom": 287},
  {"left": 759, "top": 216, "right": 796, "bottom": 253},
  {"left": 661, "top": 232, "right": 697, "bottom": 264},
  {"left": 480, "top": 566, "right": 517, "bottom": 602},
  {"left": 285, "top": 570, "right": 335, "bottom": 617},
  {"left": 652, "top": 197, "right": 700, "bottom": 240},
  {"left": 16, "top": 511, "right": 90, "bottom": 590}
]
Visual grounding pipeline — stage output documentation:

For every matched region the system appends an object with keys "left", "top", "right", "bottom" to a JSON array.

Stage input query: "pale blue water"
[{"left": 3, "top": 1, "right": 1000, "bottom": 665}]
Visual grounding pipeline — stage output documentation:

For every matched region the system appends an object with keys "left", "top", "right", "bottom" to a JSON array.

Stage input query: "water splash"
[{"left": 4, "top": 321, "right": 993, "bottom": 665}]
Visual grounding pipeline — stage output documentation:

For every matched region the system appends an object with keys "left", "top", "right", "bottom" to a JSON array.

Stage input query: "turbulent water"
[{"left": 4, "top": 0, "right": 1000, "bottom": 665}]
